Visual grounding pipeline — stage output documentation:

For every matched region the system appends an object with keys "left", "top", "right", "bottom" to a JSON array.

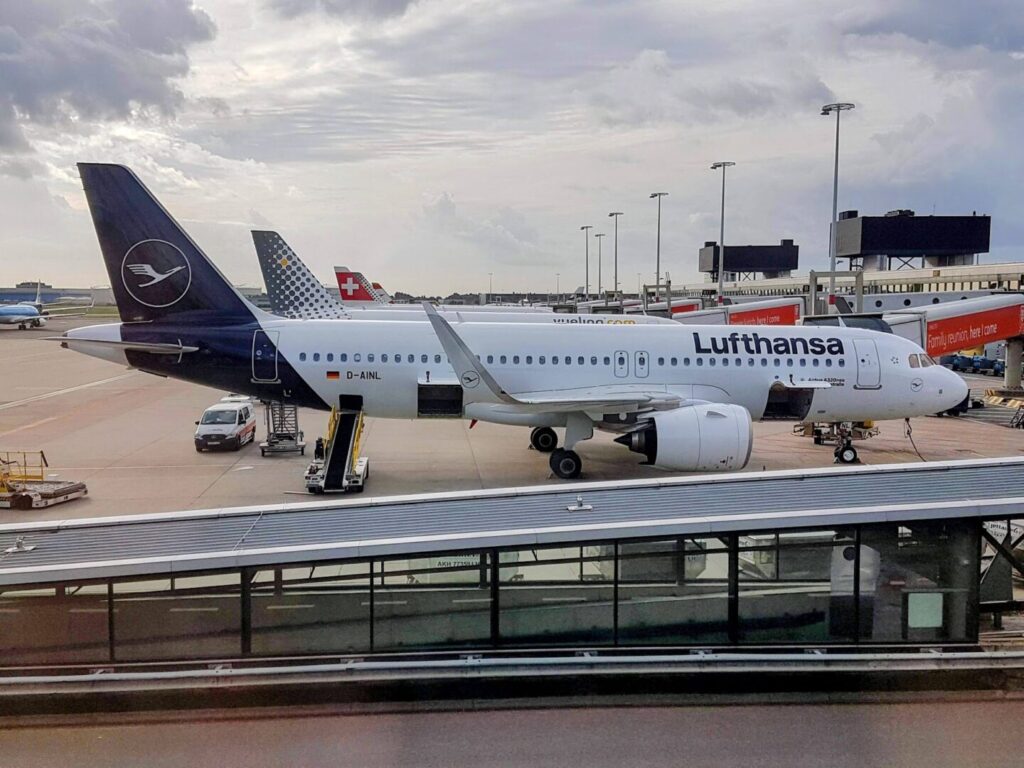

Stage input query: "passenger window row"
[{"left": 297, "top": 350, "right": 847, "bottom": 371}]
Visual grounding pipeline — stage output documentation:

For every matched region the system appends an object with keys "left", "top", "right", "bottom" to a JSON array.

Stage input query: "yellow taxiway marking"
[{"left": 0, "top": 416, "right": 59, "bottom": 438}]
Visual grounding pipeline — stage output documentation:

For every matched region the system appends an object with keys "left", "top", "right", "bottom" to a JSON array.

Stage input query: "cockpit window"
[
  {"left": 921, "top": 355, "right": 936, "bottom": 367},
  {"left": 908, "top": 355, "right": 920, "bottom": 368}
]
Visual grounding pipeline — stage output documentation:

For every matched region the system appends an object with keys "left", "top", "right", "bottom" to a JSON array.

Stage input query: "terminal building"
[{"left": 0, "top": 458, "right": 1019, "bottom": 669}]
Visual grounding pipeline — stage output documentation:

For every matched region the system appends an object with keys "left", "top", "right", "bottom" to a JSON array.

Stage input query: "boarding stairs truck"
[
  {"left": 303, "top": 405, "right": 369, "bottom": 494},
  {"left": 0, "top": 451, "right": 87, "bottom": 510}
]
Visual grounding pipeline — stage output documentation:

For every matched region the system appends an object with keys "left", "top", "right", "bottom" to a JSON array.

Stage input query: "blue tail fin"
[{"left": 78, "top": 163, "right": 254, "bottom": 324}]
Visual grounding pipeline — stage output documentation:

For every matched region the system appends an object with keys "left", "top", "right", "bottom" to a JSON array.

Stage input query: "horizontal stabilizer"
[{"left": 45, "top": 336, "right": 199, "bottom": 355}]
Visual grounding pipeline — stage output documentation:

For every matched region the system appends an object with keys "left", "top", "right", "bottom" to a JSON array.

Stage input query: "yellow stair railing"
[{"left": 0, "top": 450, "right": 48, "bottom": 491}]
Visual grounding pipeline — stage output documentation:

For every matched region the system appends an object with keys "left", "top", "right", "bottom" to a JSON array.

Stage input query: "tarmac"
[{"left": 2, "top": 319, "right": 1022, "bottom": 523}]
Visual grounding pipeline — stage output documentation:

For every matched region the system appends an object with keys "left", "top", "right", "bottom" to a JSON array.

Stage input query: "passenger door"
[
  {"left": 634, "top": 350, "right": 649, "bottom": 379},
  {"left": 853, "top": 339, "right": 881, "bottom": 389},
  {"left": 614, "top": 350, "right": 629, "bottom": 378},
  {"left": 252, "top": 330, "right": 280, "bottom": 382}
]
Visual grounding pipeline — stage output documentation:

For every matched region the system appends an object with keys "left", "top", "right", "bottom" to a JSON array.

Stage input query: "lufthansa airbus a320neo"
[{"left": 56, "top": 164, "right": 967, "bottom": 479}]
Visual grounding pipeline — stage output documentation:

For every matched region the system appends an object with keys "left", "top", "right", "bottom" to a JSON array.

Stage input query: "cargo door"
[
  {"left": 252, "top": 330, "right": 279, "bottom": 382},
  {"left": 614, "top": 350, "right": 629, "bottom": 378},
  {"left": 854, "top": 338, "right": 881, "bottom": 389}
]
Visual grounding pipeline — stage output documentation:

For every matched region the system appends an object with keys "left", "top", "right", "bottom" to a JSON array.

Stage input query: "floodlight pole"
[
  {"left": 649, "top": 193, "right": 667, "bottom": 303},
  {"left": 821, "top": 102, "right": 855, "bottom": 311},
  {"left": 580, "top": 225, "right": 593, "bottom": 300},
  {"left": 594, "top": 233, "right": 606, "bottom": 297},
  {"left": 608, "top": 212, "right": 623, "bottom": 301},
  {"left": 710, "top": 162, "right": 735, "bottom": 304}
]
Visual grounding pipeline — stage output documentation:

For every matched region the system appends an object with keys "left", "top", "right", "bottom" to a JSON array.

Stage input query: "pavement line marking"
[
  {"left": 0, "top": 416, "right": 59, "bottom": 438},
  {"left": 264, "top": 604, "right": 316, "bottom": 610},
  {"left": 451, "top": 598, "right": 492, "bottom": 604},
  {"left": 168, "top": 607, "right": 220, "bottom": 613},
  {"left": 0, "top": 372, "right": 137, "bottom": 411}
]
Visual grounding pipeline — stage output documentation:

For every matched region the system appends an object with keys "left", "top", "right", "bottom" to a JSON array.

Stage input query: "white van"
[{"left": 194, "top": 399, "right": 256, "bottom": 452}]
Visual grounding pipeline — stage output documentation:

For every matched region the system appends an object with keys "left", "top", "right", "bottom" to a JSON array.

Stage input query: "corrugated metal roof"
[{"left": 0, "top": 458, "right": 1021, "bottom": 586}]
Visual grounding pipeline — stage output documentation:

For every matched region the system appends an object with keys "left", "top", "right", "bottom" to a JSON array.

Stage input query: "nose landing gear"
[{"left": 835, "top": 442, "right": 858, "bottom": 464}]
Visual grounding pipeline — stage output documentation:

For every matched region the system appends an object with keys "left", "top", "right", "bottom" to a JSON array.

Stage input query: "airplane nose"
[{"left": 940, "top": 367, "right": 969, "bottom": 410}]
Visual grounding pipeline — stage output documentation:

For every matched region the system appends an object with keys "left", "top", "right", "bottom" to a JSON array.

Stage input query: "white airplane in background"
[
  {"left": 0, "top": 282, "right": 93, "bottom": 329},
  {"left": 56, "top": 164, "right": 967, "bottom": 478},
  {"left": 253, "top": 230, "right": 675, "bottom": 325}
]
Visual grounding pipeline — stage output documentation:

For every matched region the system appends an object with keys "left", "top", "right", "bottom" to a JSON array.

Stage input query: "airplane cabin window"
[
  {"left": 382, "top": 354, "right": 389, "bottom": 362},
  {"left": 553, "top": 356, "right": 559, "bottom": 365},
  {"left": 786, "top": 359, "right": 794, "bottom": 367},
  {"left": 773, "top": 359, "right": 781, "bottom": 367},
  {"left": 526, "top": 356, "right": 533, "bottom": 364},
  {"left": 327, "top": 353, "right": 334, "bottom": 362},
  {"left": 565, "top": 356, "right": 571, "bottom": 365},
  {"left": 299, "top": 353, "right": 307, "bottom": 362},
  {"left": 500, "top": 355, "right": 507, "bottom": 364},
  {"left": 421, "top": 354, "right": 427, "bottom": 363},
  {"left": 487, "top": 355, "right": 493, "bottom": 364},
  {"left": 658, "top": 357, "right": 665, "bottom": 366},
  {"left": 540, "top": 356, "right": 546, "bottom": 364},
  {"left": 825, "top": 359, "right": 833, "bottom": 367},
  {"left": 722, "top": 358, "right": 729, "bottom": 367},
  {"left": 354, "top": 353, "right": 361, "bottom": 362},
  {"left": 799, "top": 359, "right": 806, "bottom": 367},
  {"left": 367, "top": 354, "right": 374, "bottom": 362},
  {"left": 812, "top": 359, "right": 819, "bottom": 367},
  {"left": 760, "top": 359, "right": 767, "bottom": 367},
  {"left": 671, "top": 357, "right": 678, "bottom": 366},
  {"left": 696, "top": 358, "right": 704, "bottom": 366},
  {"left": 513, "top": 355, "right": 520, "bottom": 364},
  {"left": 747, "top": 358, "right": 754, "bottom": 367},
  {"left": 838, "top": 359, "right": 845, "bottom": 367},
  {"left": 435, "top": 355, "right": 442, "bottom": 364},
  {"left": 909, "top": 354, "right": 920, "bottom": 368},
  {"left": 341, "top": 353, "right": 348, "bottom": 362},
  {"left": 709, "top": 358, "right": 716, "bottom": 367},
  {"left": 922, "top": 355, "right": 936, "bottom": 367},
  {"left": 591, "top": 356, "right": 597, "bottom": 365},
  {"left": 735, "top": 358, "right": 742, "bottom": 367},
  {"left": 604, "top": 356, "right": 611, "bottom": 365},
  {"left": 577, "top": 356, "right": 584, "bottom": 365},
  {"left": 313, "top": 353, "right": 320, "bottom": 362},
  {"left": 408, "top": 354, "right": 414, "bottom": 363}
]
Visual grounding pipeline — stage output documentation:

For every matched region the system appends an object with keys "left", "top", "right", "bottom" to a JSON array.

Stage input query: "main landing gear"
[
  {"left": 530, "top": 427, "right": 558, "bottom": 453},
  {"left": 549, "top": 448, "right": 582, "bottom": 479},
  {"left": 531, "top": 416, "right": 593, "bottom": 480}
]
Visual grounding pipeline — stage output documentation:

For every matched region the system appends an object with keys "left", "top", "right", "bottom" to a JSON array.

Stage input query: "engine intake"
[{"left": 614, "top": 404, "right": 752, "bottom": 472}]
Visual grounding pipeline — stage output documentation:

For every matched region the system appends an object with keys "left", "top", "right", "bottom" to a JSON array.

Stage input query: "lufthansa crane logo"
[
  {"left": 461, "top": 371, "right": 480, "bottom": 388},
  {"left": 121, "top": 240, "right": 192, "bottom": 308},
  {"left": 911, "top": 378, "right": 924, "bottom": 392}
]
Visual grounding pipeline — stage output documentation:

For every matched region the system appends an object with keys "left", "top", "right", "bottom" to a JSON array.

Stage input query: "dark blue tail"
[{"left": 78, "top": 163, "right": 254, "bottom": 324}]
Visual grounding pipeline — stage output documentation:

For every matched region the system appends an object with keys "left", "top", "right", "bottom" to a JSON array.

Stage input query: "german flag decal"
[{"left": 326, "top": 371, "right": 340, "bottom": 380}]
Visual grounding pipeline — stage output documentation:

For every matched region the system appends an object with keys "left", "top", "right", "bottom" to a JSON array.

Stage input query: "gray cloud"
[
  {"left": 0, "top": 0, "right": 215, "bottom": 162},
  {"left": 848, "top": 0, "right": 1024, "bottom": 51},
  {"left": 268, "top": 0, "right": 417, "bottom": 21}
]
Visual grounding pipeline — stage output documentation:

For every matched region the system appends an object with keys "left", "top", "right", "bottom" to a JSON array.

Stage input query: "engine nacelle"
[{"left": 614, "top": 403, "right": 753, "bottom": 472}]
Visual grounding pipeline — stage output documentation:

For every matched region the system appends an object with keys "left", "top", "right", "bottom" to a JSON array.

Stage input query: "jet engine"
[{"left": 614, "top": 403, "right": 753, "bottom": 472}]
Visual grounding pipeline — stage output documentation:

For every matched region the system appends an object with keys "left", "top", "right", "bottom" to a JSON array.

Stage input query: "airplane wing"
[{"left": 421, "top": 302, "right": 684, "bottom": 413}]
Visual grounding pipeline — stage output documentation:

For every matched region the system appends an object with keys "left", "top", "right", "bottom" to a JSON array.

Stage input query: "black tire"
[
  {"left": 838, "top": 446, "right": 858, "bottom": 464},
  {"left": 195, "top": 444, "right": 203, "bottom": 453},
  {"left": 549, "top": 448, "right": 582, "bottom": 479},
  {"left": 530, "top": 427, "right": 558, "bottom": 453}
]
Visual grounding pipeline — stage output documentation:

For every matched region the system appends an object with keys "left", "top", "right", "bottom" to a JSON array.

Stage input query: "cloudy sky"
[{"left": 2, "top": 0, "right": 1022, "bottom": 295}]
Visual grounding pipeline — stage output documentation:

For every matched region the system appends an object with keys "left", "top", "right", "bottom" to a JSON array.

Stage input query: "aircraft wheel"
[
  {"left": 549, "top": 448, "right": 582, "bottom": 479},
  {"left": 530, "top": 427, "right": 558, "bottom": 453},
  {"left": 836, "top": 445, "right": 858, "bottom": 464}
]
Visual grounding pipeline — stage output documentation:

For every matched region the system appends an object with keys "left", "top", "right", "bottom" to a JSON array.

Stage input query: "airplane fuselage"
[{"left": 68, "top": 317, "right": 967, "bottom": 427}]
